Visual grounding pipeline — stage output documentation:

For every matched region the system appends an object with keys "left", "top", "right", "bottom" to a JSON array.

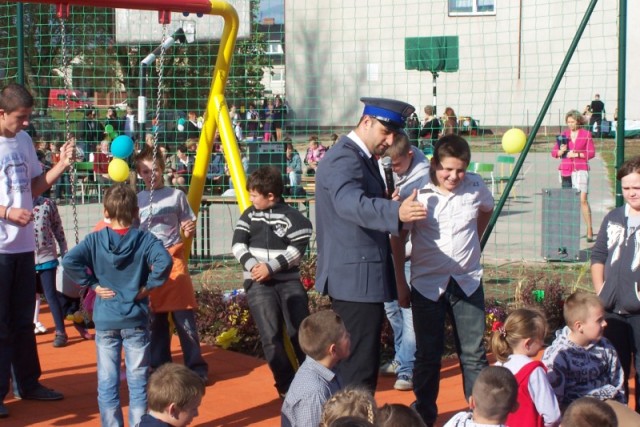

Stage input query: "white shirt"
[
  {"left": 0, "top": 131, "right": 43, "bottom": 253},
  {"left": 443, "top": 412, "right": 504, "bottom": 427},
  {"left": 405, "top": 173, "right": 493, "bottom": 301},
  {"left": 138, "top": 186, "right": 195, "bottom": 248}
]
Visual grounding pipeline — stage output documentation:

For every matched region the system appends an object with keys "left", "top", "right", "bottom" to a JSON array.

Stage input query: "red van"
[{"left": 48, "top": 89, "right": 89, "bottom": 109}]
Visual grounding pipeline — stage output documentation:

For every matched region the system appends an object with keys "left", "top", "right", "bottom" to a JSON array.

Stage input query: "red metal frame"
[{"left": 15, "top": 0, "right": 213, "bottom": 19}]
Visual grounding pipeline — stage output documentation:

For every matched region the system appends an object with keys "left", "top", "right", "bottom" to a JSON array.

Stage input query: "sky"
[{"left": 259, "top": 0, "right": 284, "bottom": 23}]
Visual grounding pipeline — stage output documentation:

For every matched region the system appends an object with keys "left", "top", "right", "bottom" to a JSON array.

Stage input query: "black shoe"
[
  {"left": 21, "top": 385, "right": 64, "bottom": 401},
  {"left": 0, "top": 403, "right": 8, "bottom": 418}
]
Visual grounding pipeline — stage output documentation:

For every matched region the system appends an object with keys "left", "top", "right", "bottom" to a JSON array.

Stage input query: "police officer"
[{"left": 314, "top": 97, "right": 427, "bottom": 392}]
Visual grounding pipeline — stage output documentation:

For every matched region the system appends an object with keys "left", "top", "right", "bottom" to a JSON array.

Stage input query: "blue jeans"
[
  {"left": 289, "top": 171, "right": 301, "bottom": 187},
  {"left": 383, "top": 261, "right": 415, "bottom": 377},
  {"left": 412, "top": 278, "right": 488, "bottom": 425},
  {"left": 96, "top": 327, "right": 150, "bottom": 427},
  {"left": 150, "top": 310, "right": 208, "bottom": 379},
  {"left": 37, "top": 267, "right": 66, "bottom": 335},
  {"left": 0, "top": 252, "right": 42, "bottom": 401},
  {"left": 246, "top": 279, "right": 309, "bottom": 394}
]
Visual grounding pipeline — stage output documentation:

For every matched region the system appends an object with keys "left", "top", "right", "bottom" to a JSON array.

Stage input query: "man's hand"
[
  {"left": 399, "top": 190, "right": 427, "bottom": 223},
  {"left": 58, "top": 138, "right": 76, "bottom": 168},
  {"left": 181, "top": 219, "right": 196, "bottom": 238},
  {"left": 397, "top": 278, "right": 411, "bottom": 309},
  {"left": 5, "top": 207, "right": 33, "bottom": 226},
  {"left": 251, "top": 263, "right": 271, "bottom": 282}
]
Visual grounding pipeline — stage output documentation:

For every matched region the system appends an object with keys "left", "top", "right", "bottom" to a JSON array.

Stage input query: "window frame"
[{"left": 448, "top": 0, "right": 496, "bottom": 17}]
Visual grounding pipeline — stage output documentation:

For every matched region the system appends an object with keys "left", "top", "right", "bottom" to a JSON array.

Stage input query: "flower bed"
[{"left": 195, "top": 256, "right": 572, "bottom": 358}]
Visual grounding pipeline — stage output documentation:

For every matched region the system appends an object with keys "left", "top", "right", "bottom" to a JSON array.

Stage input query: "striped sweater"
[{"left": 232, "top": 201, "right": 312, "bottom": 281}]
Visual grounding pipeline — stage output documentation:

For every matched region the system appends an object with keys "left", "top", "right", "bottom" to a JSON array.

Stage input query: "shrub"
[
  {"left": 195, "top": 285, "right": 262, "bottom": 356},
  {"left": 516, "top": 274, "right": 568, "bottom": 333}
]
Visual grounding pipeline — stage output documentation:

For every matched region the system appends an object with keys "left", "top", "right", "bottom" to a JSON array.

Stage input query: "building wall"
[
  {"left": 261, "top": 64, "right": 286, "bottom": 96},
  {"left": 285, "top": 1, "right": 638, "bottom": 129}
]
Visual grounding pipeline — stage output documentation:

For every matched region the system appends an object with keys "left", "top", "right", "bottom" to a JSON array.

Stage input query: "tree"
[{"left": 1, "top": 1, "right": 269, "bottom": 115}]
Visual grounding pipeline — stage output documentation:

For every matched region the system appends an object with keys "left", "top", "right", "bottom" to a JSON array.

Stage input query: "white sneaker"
[
  {"left": 34, "top": 322, "right": 48, "bottom": 335},
  {"left": 379, "top": 360, "right": 399, "bottom": 376},
  {"left": 394, "top": 374, "right": 413, "bottom": 391}
]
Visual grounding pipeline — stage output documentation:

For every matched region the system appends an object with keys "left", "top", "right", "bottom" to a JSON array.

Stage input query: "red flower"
[
  {"left": 301, "top": 277, "right": 315, "bottom": 291},
  {"left": 491, "top": 321, "right": 504, "bottom": 332}
]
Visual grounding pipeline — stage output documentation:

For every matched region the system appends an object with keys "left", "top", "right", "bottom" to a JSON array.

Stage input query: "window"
[
  {"left": 448, "top": 0, "right": 496, "bottom": 16},
  {"left": 271, "top": 69, "right": 285, "bottom": 82},
  {"left": 266, "top": 42, "right": 283, "bottom": 55}
]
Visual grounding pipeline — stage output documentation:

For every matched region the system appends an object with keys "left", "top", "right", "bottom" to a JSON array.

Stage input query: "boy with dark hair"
[
  {"left": 391, "top": 135, "right": 493, "bottom": 426},
  {"left": 444, "top": 366, "right": 518, "bottom": 427},
  {"left": 232, "top": 165, "right": 313, "bottom": 398},
  {"left": 0, "top": 83, "right": 76, "bottom": 418},
  {"left": 139, "top": 363, "right": 206, "bottom": 427},
  {"left": 62, "top": 184, "right": 173, "bottom": 427},
  {"left": 281, "top": 310, "right": 350, "bottom": 427},
  {"left": 135, "top": 146, "right": 209, "bottom": 383}
]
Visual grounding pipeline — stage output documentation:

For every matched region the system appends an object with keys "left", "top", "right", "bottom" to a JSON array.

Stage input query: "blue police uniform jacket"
[{"left": 314, "top": 135, "right": 401, "bottom": 303}]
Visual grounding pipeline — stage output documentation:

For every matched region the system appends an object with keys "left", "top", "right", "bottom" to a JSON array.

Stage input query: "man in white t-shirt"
[{"left": 0, "top": 84, "right": 75, "bottom": 418}]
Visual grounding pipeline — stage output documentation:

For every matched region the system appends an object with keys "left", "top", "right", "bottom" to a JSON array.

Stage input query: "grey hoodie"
[{"left": 395, "top": 146, "right": 431, "bottom": 201}]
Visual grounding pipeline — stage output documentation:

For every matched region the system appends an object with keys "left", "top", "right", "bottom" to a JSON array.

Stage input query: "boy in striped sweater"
[{"left": 232, "top": 165, "right": 313, "bottom": 398}]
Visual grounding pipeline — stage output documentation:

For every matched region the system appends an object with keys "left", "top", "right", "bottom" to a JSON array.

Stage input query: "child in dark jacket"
[
  {"left": 63, "top": 184, "right": 172, "bottom": 427},
  {"left": 232, "top": 165, "right": 313, "bottom": 397}
]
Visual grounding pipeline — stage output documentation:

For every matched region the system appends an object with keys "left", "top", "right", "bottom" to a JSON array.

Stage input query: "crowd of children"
[{"left": 9, "top": 78, "right": 640, "bottom": 427}]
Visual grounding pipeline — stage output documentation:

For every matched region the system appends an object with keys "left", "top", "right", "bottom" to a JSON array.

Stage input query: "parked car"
[{"left": 48, "top": 89, "right": 90, "bottom": 110}]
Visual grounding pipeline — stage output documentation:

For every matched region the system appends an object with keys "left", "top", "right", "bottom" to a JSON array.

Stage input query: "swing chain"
[
  {"left": 60, "top": 17, "right": 79, "bottom": 245},
  {"left": 146, "top": 24, "right": 167, "bottom": 227}
]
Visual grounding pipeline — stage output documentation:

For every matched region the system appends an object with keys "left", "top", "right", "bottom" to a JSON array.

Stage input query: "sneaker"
[
  {"left": 0, "top": 403, "right": 8, "bottom": 418},
  {"left": 72, "top": 322, "right": 94, "bottom": 340},
  {"left": 21, "top": 385, "right": 64, "bottom": 401},
  {"left": 379, "top": 360, "right": 399, "bottom": 376},
  {"left": 394, "top": 374, "right": 413, "bottom": 391},
  {"left": 53, "top": 333, "right": 68, "bottom": 348},
  {"left": 34, "top": 322, "right": 47, "bottom": 335}
]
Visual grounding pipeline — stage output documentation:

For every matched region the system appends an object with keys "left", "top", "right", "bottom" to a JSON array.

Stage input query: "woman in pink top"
[{"left": 551, "top": 109, "right": 596, "bottom": 241}]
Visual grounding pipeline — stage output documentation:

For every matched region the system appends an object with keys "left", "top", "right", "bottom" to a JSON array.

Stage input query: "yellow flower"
[{"left": 216, "top": 327, "right": 240, "bottom": 350}]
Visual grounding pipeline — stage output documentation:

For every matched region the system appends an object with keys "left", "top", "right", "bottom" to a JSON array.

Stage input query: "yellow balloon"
[
  {"left": 501, "top": 128, "right": 527, "bottom": 154},
  {"left": 108, "top": 158, "right": 130, "bottom": 182}
]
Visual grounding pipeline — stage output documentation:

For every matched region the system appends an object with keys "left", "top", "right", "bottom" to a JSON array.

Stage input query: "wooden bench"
[{"left": 301, "top": 175, "right": 316, "bottom": 195}]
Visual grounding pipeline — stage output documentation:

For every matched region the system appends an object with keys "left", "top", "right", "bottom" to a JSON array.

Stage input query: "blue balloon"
[{"left": 111, "top": 135, "right": 134, "bottom": 159}]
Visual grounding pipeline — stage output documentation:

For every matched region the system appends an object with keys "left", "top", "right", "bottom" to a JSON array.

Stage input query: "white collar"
[{"left": 348, "top": 130, "right": 374, "bottom": 159}]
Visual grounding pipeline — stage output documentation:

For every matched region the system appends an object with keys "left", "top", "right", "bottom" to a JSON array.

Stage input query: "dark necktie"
[{"left": 370, "top": 155, "right": 385, "bottom": 189}]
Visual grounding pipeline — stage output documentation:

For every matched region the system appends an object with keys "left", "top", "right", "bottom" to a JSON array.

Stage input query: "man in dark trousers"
[
  {"left": 314, "top": 97, "right": 427, "bottom": 393},
  {"left": 588, "top": 93, "right": 605, "bottom": 136}
]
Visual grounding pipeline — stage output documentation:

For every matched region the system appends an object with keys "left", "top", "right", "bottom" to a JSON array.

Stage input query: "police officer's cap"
[{"left": 360, "top": 97, "right": 415, "bottom": 131}]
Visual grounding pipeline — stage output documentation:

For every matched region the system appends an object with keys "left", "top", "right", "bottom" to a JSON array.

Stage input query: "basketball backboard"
[{"left": 115, "top": 0, "right": 251, "bottom": 44}]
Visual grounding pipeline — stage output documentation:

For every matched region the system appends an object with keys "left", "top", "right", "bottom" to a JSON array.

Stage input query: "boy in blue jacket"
[{"left": 63, "top": 184, "right": 172, "bottom": 427}]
